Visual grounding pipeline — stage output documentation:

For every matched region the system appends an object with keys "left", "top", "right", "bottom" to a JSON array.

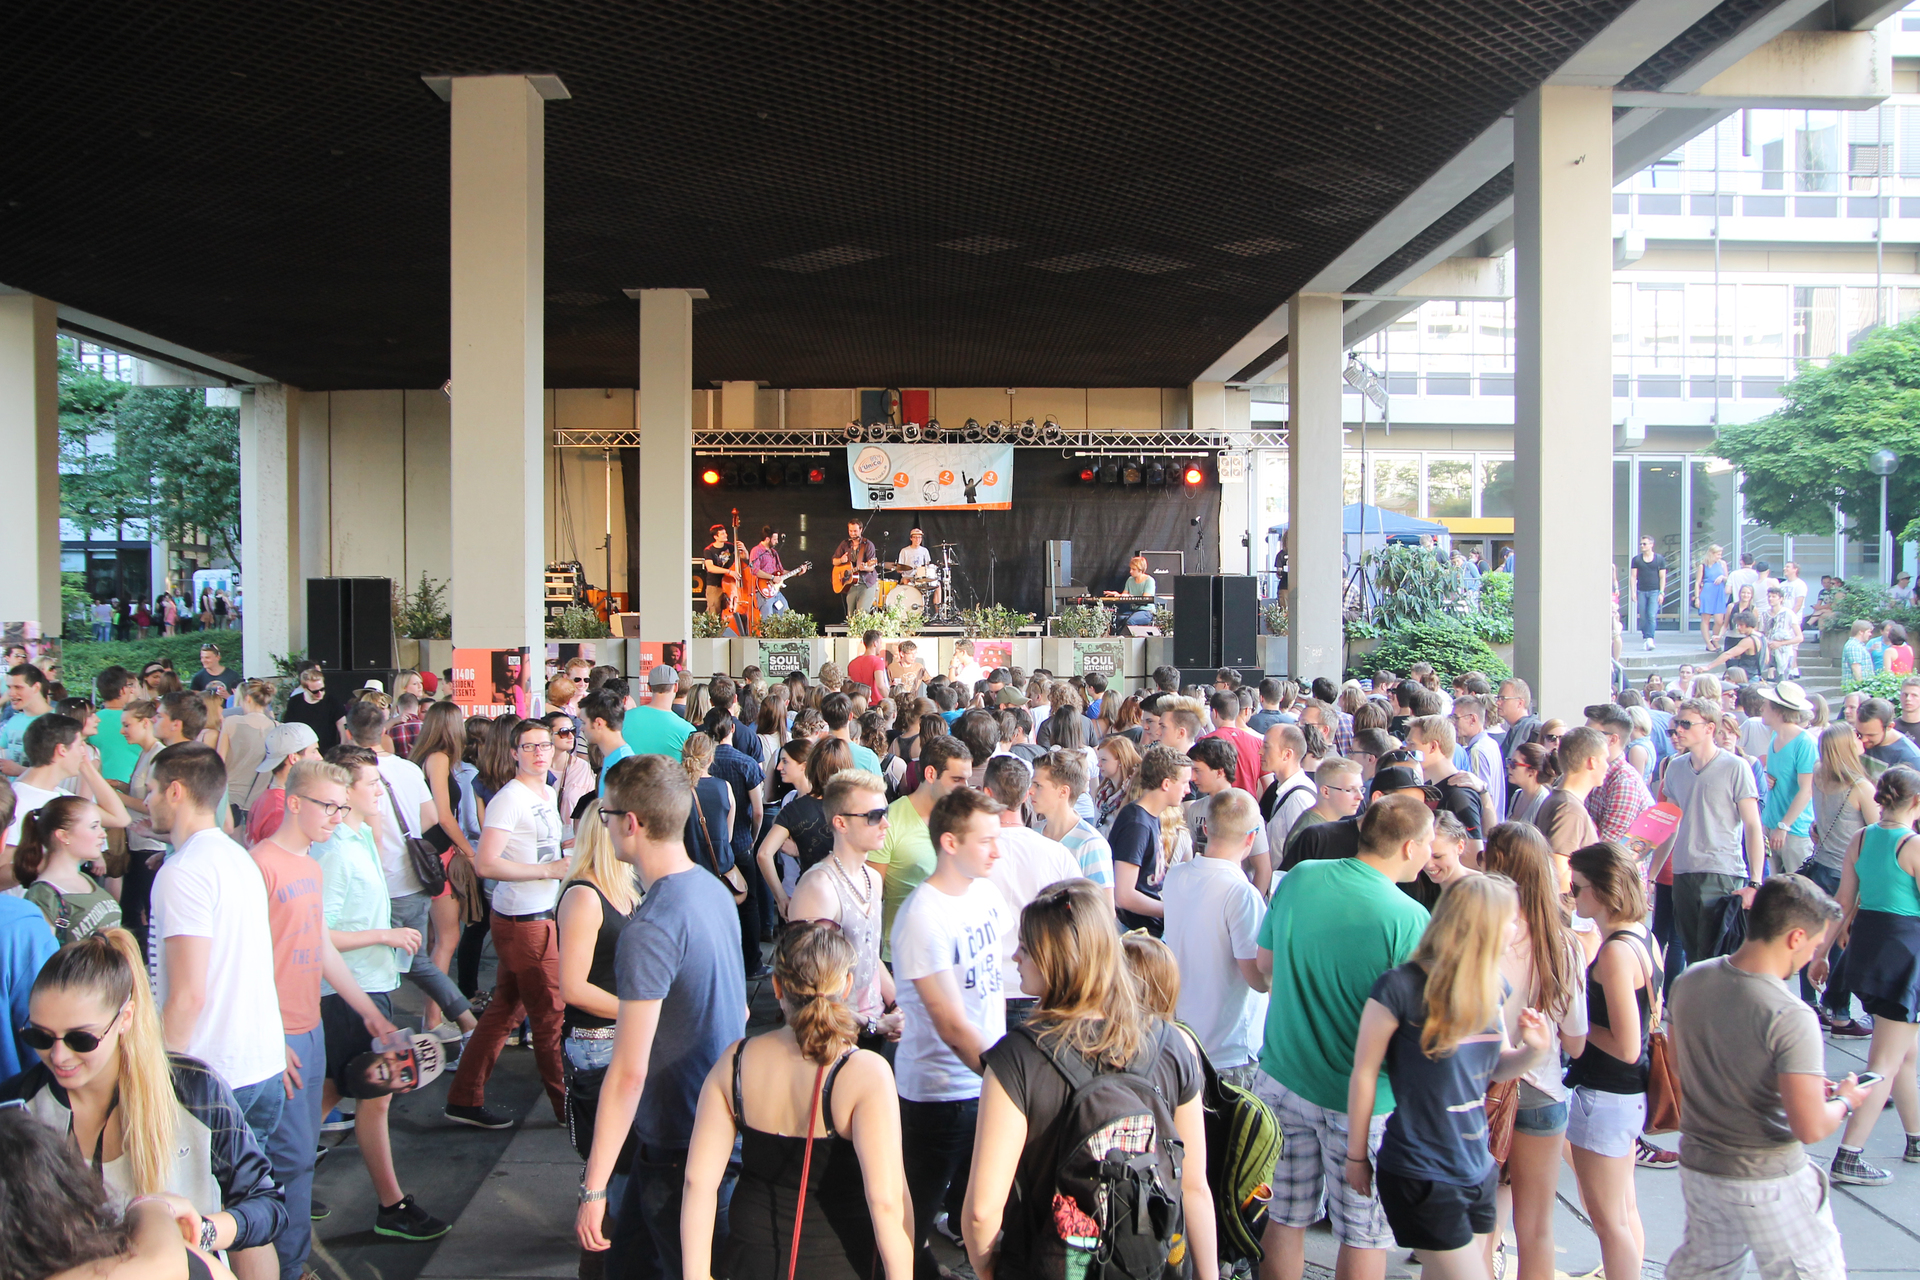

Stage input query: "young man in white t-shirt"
[
  {"left": 981, "top": 757, "right": 1081, "bottom": 1011},
  {"left": 2, "top": 712, "right": 130, "bottom": 862},
  {"left": 445, "top": 718, "right": 570, "bottom": 1130},
  {"left": 1162, "top": 788, "right": 1270, "bottom": 1086},
  {"left": 146, "top": 742, "right": 288, "bottom": 1278},
  {"left": 1028, "top": 749, "right": 1113, "bottom": 906},
  {"left": 890, "top": 787, "right": 1010, "bottom": 1279}
]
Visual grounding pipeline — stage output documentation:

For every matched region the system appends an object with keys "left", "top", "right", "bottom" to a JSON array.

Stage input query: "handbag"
[
  {"left": 691, "top": 785, "right": 749, "bottom": 905},
  {"left": 1483, "top": 1078, "right": 1520, "bottom": 1164},
  {"left": 1624, "top": 931, "right": 1683, "bottom": 1134},
  {"left": 786, "top": 1062, "right": 828, "bottom": 1280},
  {"left": 380, "top": 774, "right": 449, "bottom": 896}
]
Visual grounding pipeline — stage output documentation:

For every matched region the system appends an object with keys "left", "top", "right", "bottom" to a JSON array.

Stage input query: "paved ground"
[{"left": 312, "top": 964, "right": 1920, "bottom": 1280}]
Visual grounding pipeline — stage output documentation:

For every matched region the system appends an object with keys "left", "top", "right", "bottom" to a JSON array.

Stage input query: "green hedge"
[
  {"left": 1842, "top": 671, "right": 1908, "bottom": 701},
  {"left": 1353, "top": 619, "right": 1511, "bottom": 686},
  {"left": 58, "top": 632, "right": 249, "bottom": 694}
]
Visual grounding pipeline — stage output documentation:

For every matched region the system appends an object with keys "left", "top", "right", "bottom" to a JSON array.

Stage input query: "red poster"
[
  {"left": 451, "top": 648, "right": 538, "bottom": 719},
  {"left": 975, "top": 640, "right": 1012, "bottom": 672}
]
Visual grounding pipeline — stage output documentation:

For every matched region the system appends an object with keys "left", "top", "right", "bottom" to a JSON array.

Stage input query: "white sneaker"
[{"left": 1644, "top": 638, "right": 1655, "bottom": 650}]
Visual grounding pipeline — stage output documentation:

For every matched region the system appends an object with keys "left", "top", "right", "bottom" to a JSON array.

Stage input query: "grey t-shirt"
[
  {"left": 1662, "top": 748, "right": 1759, "bottom": 878},
  {"left": 614, "top": 867, "right": 747, "bottom": 1148},
  {"left": 1670, "top": 956, "right": 1825, "bottom": 1179}
]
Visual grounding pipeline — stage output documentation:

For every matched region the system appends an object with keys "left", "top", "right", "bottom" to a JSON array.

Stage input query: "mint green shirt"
[{"left": 312, "top": 822, "right": 398, "bottom": 995}]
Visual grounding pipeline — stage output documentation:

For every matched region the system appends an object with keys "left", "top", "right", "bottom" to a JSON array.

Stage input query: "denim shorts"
[
  {"left": 1566, "top": 1086, "right": 1645, "bottom": 1158},
  {"left": 1514, "top": 1098, "right": 1569, "bottom": 1138}
]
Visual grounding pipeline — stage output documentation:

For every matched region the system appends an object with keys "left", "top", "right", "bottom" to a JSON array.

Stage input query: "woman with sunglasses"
[
  {"left": 1505, "top": 743, "right": 1558, "bottom": 829},
  {"left": 0, "top": 931, "right": 285, "bottom": 1261},
  {"left": 755, "top": 738, "right": 851, "bottom": 918},
  {"left": 540, "top": 712, "right": 594, "bottom": 826}
]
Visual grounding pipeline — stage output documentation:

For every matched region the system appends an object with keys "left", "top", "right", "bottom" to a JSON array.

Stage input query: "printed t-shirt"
[
  {"left": 311, "top": 822, "right": 398, "bottom": 996},
  {"left": 890, "top": 876, "right": 1008, "bottom": 1102},
  {"left": 615, "top": 867, "right": 746, "bottom": 1148},
  {"left": 483, "top": 777, "right": 564, "bottom": 916},
  {"left": 1370, "top": 962, "right": 1506, "bottom": 1185},
  {"left": 23, "top": 875, "right": 121, "bottom": 945},
  {"left": 250, "top": 843, "right": 326, "bottom": 1034},
  {"left": 1257, "top": 856, "right": 1430, "bottom": 1114}
]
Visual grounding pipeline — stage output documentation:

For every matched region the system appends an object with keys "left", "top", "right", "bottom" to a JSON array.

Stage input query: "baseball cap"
[
  {"left": 1370, "top": 765, "right": 1425, "bottom": 794},
  {"left": 419, "top": 670, "right": 439, "bottom": 695},
  {"left": 257, "top": 721, "right": 320, "bottom": 773},
  {"left": 647, "top": 664, "right": 677, "bottom": 689}
]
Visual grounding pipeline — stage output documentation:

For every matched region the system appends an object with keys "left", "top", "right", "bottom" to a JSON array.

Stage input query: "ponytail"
[
  {"left": 32, "top": 931, "right": 176, "bottom": 1195},
  {"left": 773, "top": 922, "right": 860, "bottom": 1065},
  {"left": 11, "top": 796, "right": 93, "bottom": 887},
  {"left": 681, "top": 731, "right": 716, "bottom": 783}
]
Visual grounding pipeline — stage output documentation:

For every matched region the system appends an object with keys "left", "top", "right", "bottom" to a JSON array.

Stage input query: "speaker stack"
[
  {"left": 306, "top": 577, "right": 396, "bottom": 693},
  {"left": 1170, "top": 575, "right": 1262, "bottom": 689}
]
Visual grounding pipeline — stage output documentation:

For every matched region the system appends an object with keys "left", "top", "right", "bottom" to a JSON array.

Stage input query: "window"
[
  {"left": 1792, "top": 286, "right": 1839, "bottom": 361},
  {"left": 1480, "top": 458, "right": 1515, "bottom": 519},
  {"left": 1341, "top": 456, "right": 1364, "bottom": 506},
  {"left": 1634, "top": 283, "right": 1684, "bottom": 372},
  {"left": 1739, "top": 284, "right": 1787, "bottom": 374},
  {"left": 1426, "top": 456, "right": 1473, "bottom": 518},
  {"left": 1373, "top": 456, "right": 1420, "bottom": 518}
]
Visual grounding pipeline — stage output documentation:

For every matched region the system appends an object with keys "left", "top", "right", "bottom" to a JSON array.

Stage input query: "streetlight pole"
[{"left": 1871, "top": 448, "right": 1900, "bottom": 585}]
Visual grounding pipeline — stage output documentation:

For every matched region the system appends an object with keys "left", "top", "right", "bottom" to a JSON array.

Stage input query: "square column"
[
  {"left": 1514, "top": 86, "right": 1614, "bottom": 715},
  {"left": 0, "top": 294, "right": 60, "bottom": 629},
  {"left": 1287, "top": 293, "right": 1344, "bottom": 683},
  {"left": 634, "top": 289, "right": 695, "bottom": 646},
  {"left": 238, "top": 383, "right": 299, "bottom": 677},
  {"left": 448, "top": 75, "right": 549, "bottom": 656}
]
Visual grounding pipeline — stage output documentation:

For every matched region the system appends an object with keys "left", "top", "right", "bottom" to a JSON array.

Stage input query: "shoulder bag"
[
  {"left": 690, "top": 785, "right": 749, "bottom": 905},
  {"left": 379, "top": 773, "right": 449, "bottom": 896},
  {"left": 1624, "top": 930, "right": 1682, "bottom": 1134}
]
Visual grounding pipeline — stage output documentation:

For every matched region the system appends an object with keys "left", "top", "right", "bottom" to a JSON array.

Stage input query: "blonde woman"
[
  {"left": 682, "top": 922, "right": 913, "bottom": 1279},
  {"left": 1694, "top": 544, "right": 1729, "bottom": 650},
  {"left": 963, "top": 879, "right": 1217, "bottom": 1280},
  {"left": 0, "top": 931, "right": 286, "bottom": 1258},
  {"left": 1094, "top": 735, "right": 1141, "bottom": 832},
  {"left": 194, "top": 693, "right": 223, "bottom": 750},
  {"left": 1808, "top": 725, "right": 1880, "bottom": 1034},
  {"left": 1346, "top": 875, "right": 1553, "bottom": 1278},
  {"left": 1115, "top": 555, "right": 1157, "bottom": 627},
  {"left": 216, "top": 680, "right": 276, "bottom": 825}
]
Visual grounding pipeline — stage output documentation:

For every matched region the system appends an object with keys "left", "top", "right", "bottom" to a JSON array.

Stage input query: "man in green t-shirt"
[
  {"left": 1254, "top": 792, "right": 1433, "bottom": 1278},
  {"left": 871, "top": 736, "right": 972, "bottom": 956},
  {"left": 622, "top": 665, "right": 693, "bottom": 759},
  {"left": 89, "top": 665, "right": 143, "bottom": 784}
]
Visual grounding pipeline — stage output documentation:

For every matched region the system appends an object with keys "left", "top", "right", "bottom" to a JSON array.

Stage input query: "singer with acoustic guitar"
[{"left": 832, "top": 519, "right": 881, "bottom": 616}]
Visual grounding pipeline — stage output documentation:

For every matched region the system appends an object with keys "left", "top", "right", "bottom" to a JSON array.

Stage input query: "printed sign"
[
  {"left": 0, "top": 625, "right": 59, "bottom": 682},
  {"left": 1071, "top": 639, "right": 1127, "bottom": 679},
  {"left": 451, "top": 648, "right": 537, "bottom": 719},
  {"left": 976, "top": 640, "right": 1013, "bottom": 672},
  {"left": 755, "top": 639, "right": 816, "bottom": 678},
  {"left": 847, "top": 442, "right": 1013, "bottom": 511}
]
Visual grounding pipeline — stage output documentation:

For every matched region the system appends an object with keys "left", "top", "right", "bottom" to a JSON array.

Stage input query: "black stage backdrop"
[{"left": 684, "top": 452, "right": 1221, "bottom": 621}]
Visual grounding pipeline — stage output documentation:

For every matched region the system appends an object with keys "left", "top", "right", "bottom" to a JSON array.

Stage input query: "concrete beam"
[{"left": 1611, "top": 27, "right": 1892, "bottom": 109}]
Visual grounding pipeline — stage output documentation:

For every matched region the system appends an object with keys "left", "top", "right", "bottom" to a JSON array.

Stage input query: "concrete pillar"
[
  {"left": 238, "top": 384, "right": 299, "bottom": 677},
  {"left": 1514, "top": 85, "right": 1614, "bottom": 716},
  {"left": 0, "top": 294, "right": 60, "bottom": 630},
  {"left": 1287, "top": 293, "right": 1344, "bottom": 683},
  {"left": 634, "top": 289, "right": 696, "bottom": 645},
  {"left": 1221, "top": 388, "right": 1252, "bottom": 575},
  {"left": 447, "top": 75, "right": 548, "bottom": 656}
]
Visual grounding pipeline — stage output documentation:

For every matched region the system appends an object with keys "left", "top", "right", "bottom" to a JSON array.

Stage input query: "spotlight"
[
  {"left": 723, "top": 462, "right": 742, "bottom": 487},
  {"left": 866, "top": 422, "right": 890, "bottom": 442},
  {"left": 843, "top": 422, "right": 863, "bottom": 442},
  {"left": 1041, "top": 415, "right": 1063, "bottom": 443},
  {"left": 807, "top": 466, "right": 828, "bottom": 485},
  {"left": 963, "top": 418, "right": 983, "bottom": 443},
  {"left": 1016, "top": 418, "right": 1039, "bottom": 444},
  {"left": 1145, "top": 460, "right": 1166, "bottom": 486},
  {"left": 926, "top": 418, "right": 942, "bottom": 441},
  {"left": 902, "top": 422, "right": 922, "bottom": 443},
  {"left": 1122, "top": 460, "right": 1143, "bottom": 486},
  {"left": 1079, "top": 465, "right": 1097, "bottom": 486},
  {"left": 1183, "top": 461, "right": 1205, "bottom": 486},
  {"left": 763, "top": 461, "right": 784, "bottom": 486},
  {"left": 1099, "top": 459, "right": 1121, "bottom": 485},
  {"left": 985, "top": 420, "right": 1005, "bottom": 442},
  {"left": 700, "top": 465, "right": 722, "bottom": 486},
  {"left": 784, "top": 459, "right": 805, "bottom": 485},
  {"left": 740, "top": 462, "right": 762, "bottom": 488}
]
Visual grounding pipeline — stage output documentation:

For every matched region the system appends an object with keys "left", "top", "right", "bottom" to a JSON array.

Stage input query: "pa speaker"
[
  {"left": 348, "top": 577, "right": 393, "bottom": 671},
  {"left": 1218, "top": 575, "right": 1259, "bottom": 667},
  {"left": 1172, "top": 576, "right": 1215, "bottom": 669},
  {"left": 306, "top": 578, "right": 348, "bottom": 670}
]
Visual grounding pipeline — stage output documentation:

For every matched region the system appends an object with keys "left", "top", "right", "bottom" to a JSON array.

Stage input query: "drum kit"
[{"left": 874, "top": 542, "right": 960, "bottom": 621}]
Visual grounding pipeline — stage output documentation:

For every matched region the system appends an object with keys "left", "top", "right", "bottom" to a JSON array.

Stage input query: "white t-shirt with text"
[
  {"left": 890, "top": 876, "right": 1008, "bottom": 1102},
  {"left": 484, "top": 777, "right": 564, "bottom": 916}
]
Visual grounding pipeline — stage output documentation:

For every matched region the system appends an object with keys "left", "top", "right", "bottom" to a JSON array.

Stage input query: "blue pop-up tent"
[{"left": 1268, "top": 504, "right": 1449, "bottom": 571}]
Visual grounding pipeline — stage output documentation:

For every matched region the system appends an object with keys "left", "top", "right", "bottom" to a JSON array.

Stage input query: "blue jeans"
[
  {"left": 564, "top": 1037, "right": 628, "bottom": 1219},
  {"left": 608, "top": 1143, "right": 736, "bottom": 1280},
  {"left": 759, "top": 591, "right": 790, "bottom": 616},
  {"left": 230, "top": 1072, "right": 287, "bottom": 1158},
  {"left": 389, "top": 892, "right": 472, "bottom": 1023},
  {"left": 901, "top": 1097, "right": 978, "bottom": 1280},
  {"left": 1637, "top": 589, "right": 1661, "bottom": 640},
  {"left": 267, "top": 1026, "right": 324, "bottom": 1280}
]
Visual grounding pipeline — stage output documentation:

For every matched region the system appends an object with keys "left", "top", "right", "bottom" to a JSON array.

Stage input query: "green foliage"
[
  {"left": 60, "top": 632, "right": 246, "bottom": 692},
  {"left": 1054, "top": 604, "right": 1116, "bottom": 639},
  {"left": 60, "top": 572, "right": 94, "bottom": 637},
  {"left": 1344, "top": 617, "right": 1381, "bottom": 641},
  {"left": 1820, "top": 577, "right": 1920, "bottom": 634},
  {"left": 1152, "top": 606, "right": 1176, "bottom": 632},
  {"left": 958, "top": 604, "right": 1037, "bottom": 638},
  {"left": 1478, "top": 570, "right": 1513, "bottom": 622},
  {"left": 545, "top": 606, "right": 609, "bottom": 639},
  {"left": 1843, "top": 671, "right": 1908, "bottom": 699},
  {"left": 1262, "top": 601, "right": 1288, "bottom": 636},
  {"left": 1366, "top": 545, "right": 1468, "bottom": 630},
  {"left": 1711, "top": 317, "right": 1920, "bottom": 539},
  {"left": 691, "top": 611, "right": 731, "bottom": 639},
  {"left": 846, "top": 604, "right": 924, "bottom": 638},
  {"left": 392, "top": 573, "right": 451, "bottom": 639},
  {"left": 1353, "top": 619, "right": 1511, "bottom": 686},
  {"left": 1464, "top": 612, "right": 1515, "bottom": 645},
  {"left": 755, "top": 610, "right": 820, "bottom": 638}
]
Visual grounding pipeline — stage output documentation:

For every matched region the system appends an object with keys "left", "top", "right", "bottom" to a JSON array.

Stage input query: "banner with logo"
[
  {"left": 451, "top": 648, "right": 537, "bottom": 719},
  {"left": 847, "top": 443, "right": 1013, "bottom": 511}
]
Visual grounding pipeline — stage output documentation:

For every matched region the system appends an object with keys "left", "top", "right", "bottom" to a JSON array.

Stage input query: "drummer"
[{"left": 898, "top": 526, "right": 941, "bottom": 610}]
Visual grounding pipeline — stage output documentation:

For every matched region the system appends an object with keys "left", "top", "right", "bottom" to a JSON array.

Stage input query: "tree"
[
  {"left": 58, "top": 351, "right": 132, "bottom": 541},
  {"left": 1711, "top": 318, "right": 1920, "bottom": 542}
]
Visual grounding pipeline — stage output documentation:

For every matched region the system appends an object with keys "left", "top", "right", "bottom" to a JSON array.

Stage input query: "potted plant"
[
  {"left": 957, "top": 604, "right": 1041, "bottom": 672},
  {"left": 1261, "top": 600, "right": 1288, "bottom": 676},
  {"left": 1044, "top": 603, "right": 1136, "bottom": 677},
  {"left": 393, "top": 573, "right": 453, "bottom": 673},
  {"left": 838, "top": 604, "right": 923, "bottom": 666}
]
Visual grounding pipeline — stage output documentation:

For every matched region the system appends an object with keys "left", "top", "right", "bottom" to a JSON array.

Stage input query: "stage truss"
[{"left": 553, "top": 425, "right": 1289, "bottom": 455}]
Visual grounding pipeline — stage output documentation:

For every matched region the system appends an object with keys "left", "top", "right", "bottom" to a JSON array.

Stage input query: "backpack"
[
  {"left": 1018, "top": 1021, "right": 1191, "bottom": 1279},
  {"left": 1176, "top": 1025, "right": 1280, "bottom": 1267}
]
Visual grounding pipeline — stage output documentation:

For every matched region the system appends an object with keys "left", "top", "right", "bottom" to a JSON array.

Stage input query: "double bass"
[{"left": 724, "top": 508, "right": 760, "bottom": 637}]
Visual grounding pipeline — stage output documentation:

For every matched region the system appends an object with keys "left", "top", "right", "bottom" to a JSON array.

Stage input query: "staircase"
[{"left": 1618, "top": 632, "right": 1845, "bottom": 703}]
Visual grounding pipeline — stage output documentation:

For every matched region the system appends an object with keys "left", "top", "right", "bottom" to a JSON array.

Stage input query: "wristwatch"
[
  {"left": 579, "top": 1187, "right": 608, "bottom": 1204},
  {"left": 199, "top": 1217, "right": 218, "bottom": 1252}
]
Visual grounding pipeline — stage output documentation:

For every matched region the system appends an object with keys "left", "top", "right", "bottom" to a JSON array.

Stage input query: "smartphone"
[{"left": 1856, "top": 1071, "right": 1885, "bottom": 1089}]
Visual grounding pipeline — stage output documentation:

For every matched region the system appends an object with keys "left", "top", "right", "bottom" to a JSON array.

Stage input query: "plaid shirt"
[
  {"left": 389, "top": 713, "right": 423, "bottom": 760},
  {"left": 1586, "top": 755, "right": 1654, "bottom": 842},
  {"left": 1332, "top": 711, "right": 1355, "bottom": 758}
]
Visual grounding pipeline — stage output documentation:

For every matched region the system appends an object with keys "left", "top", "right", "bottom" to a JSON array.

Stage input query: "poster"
[
  {"left": 847, "top": 442, "right": 1013, "bottom": 511},
  {"left": 627, "top": 642, "right": 686, "bottom": 678},
  {"left": 755, "top": 639, "right": 817, "bottom": 678},
  {"left": 451, "top": 647, "right": 539, "bottom": 719},
  {"left": 1, "top": 625, "right": 60, "bottom": 683},
  {"left": 976, "top": 640, "right": 1013, "bottom": 673},
  {"left": 1070, "top": 639, "right": 1126, "bottom": 679}
]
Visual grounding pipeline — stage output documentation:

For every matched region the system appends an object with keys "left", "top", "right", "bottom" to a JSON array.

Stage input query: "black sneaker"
[
  {"left": 1828, "top": 1018, "right": 1874, "bottom": 1039},
  {"left": 310, "top": 1199, "right": 332, "bottom": 1222},
  {"left": 444, "top": 1103, "right": 514, "bottom": 1130},
  {"left": 374, "top": 1194, "right": 451, "bottom": 1242},
  {"left": 1905, "top": 1134, "right": 1920, "bottom": 1164},
  {"left": 1831, "top": 1148, "right": 1893, "bottom": 1185}
]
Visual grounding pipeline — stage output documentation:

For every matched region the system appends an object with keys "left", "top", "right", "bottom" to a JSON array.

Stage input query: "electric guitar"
[{"left": 758, "top": 562, "right": 812, "bottom": 597}]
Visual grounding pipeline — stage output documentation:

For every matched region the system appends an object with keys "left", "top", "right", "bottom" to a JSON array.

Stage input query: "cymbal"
[{"left": 878, "top": 562, "right": 908, "bottom": 572}]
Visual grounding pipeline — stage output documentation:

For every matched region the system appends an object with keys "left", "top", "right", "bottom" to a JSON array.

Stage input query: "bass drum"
[{"left": 886, "top": 584, "right": 925, "bottom": 614}]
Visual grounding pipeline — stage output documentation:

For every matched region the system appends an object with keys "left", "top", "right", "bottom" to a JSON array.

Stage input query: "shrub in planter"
[
  {"left": 1262, "top": 602, "right": 1288, "bottom": 636},
  {"left": 1054, "top": 604, "right": 1117, "bottom": 638},
  {"left": 846, "top": 605, "right": 923, "bottom": 638},
  {"left": 691, "top": 611, "right": 731, "bottom": 639},
  {"left": 1843, "top": 671, "right": 1907, "bottom": 699},
  {"left": 957, "top": 604, "right": 1036, "bottom": 638},
  {"left": 1356, "top": 619, "right": 1511, "bottom": 685},
  {"left": 546, "top": 606, "right": 610, "bottom": 639},
  {"left": 755, "top": 610, "right": 820, "bottom": 639}
]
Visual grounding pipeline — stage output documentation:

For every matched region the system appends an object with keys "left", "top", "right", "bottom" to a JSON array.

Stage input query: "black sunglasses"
[
  {"left": 837, "top": 808, "right": 889, "bottom": 827},
  {"left": 21, "top": 1022, "right": 115, "bottom": 1054}
]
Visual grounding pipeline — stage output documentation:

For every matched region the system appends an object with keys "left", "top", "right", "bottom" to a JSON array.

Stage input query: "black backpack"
[{"left": 1016, "top": 1022, "right": 1191, "bottom": 1279}]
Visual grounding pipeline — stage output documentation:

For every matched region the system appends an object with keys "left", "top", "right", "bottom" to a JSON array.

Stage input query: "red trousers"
[{"left": 448, "top": 912, "right": 566, "bottom": 1121}]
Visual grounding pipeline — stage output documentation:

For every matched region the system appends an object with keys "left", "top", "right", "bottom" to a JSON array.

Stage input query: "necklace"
[{"left": 827, "top": 853, "right": 873, "bottom": 912}]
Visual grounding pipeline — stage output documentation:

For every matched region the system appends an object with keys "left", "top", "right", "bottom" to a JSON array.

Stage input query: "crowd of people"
[
  {"left": 0, "top": 633, "right": 1903, "bottom": 1280},
  {"left": 85, "top": 589, "right": 238, "bottom": 643}
]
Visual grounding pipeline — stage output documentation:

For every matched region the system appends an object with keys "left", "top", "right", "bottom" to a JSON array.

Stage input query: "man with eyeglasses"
[
  {"left": 1451, "top": 694, "right": 1506, "bottom": 826},
  {"left": 251, "top": 759, "right": 404, "bottom": 1275},
  {"left": 1280, "top": 757, "right": 1366, "bottom": 868},
  {"left": 445, "top": 719, "right": 570, "bottom": 1131},
  {"left": 1493, "top": 678, "right": 1540, "bottom": 768}
]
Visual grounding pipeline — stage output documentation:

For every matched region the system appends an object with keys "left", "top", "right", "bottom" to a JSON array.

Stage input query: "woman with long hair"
[
  {"left": 754, "top": 738, "right": 849, "bottom": 915},
  {"left": 14, "top": 797, "right": 122, "bottom": 945},
  {"left": 756, "top": 740, "right": 814, "bottom": 901},
  {"left": 1095, "top": 735, "right": 1141, "bottom": 833},
  {"left": 413, "top": 702, "right": 481, "bottom": 1024},
  {"left": 1477, "top": 826, "right": 1587, "bottom": 1280},
  {"left": 0, "top": 931, "right": 286, "bottom": 1259},
  {"left": 756, "top": 689, "right": 792, "bottom": 800},
  {"left": 1825, "top": 765, "right": 1920, "bottom": 1185},
  {"left": 683, "top": 682, "right": 713, "bottom": 731},
  {"left": 1562, "top": 843, "right": 1662, "bottom": 1280},
  {"left": 682, "top": 731, "right": 736, "bottom": 883},
  {"left": 1110, "top": 694, "right": 1142, "bottom": 743},
  {"left": 193, "top": 694, "right": 222, "bottom": 750},
  {"left": 541, "top": 711, "right": 594, "bottom": 824},
  {"left": 215, "top": 681, "right": 276, "bottom": 826},
  {"left": 1346, "top": 875, "right": 1552, "bottom": 1280},
  {"left": 1041, "top": 707, "right": 1100, "bottom": 825},
  {"left": 682, "top": 922, "right": 912, "bottom": 1279},
  {"left": 452, "top": 715, "right": 494, "bottom": 999},
  {"left": 963, "top": 879, "right": 1215, "bottom": 1280},
  {"left": 1506, "top": 743, "right": 1559, "bottom": 829},
  {"left": 1807, "top": 724, "right": 1880, "bottom": 1034}
]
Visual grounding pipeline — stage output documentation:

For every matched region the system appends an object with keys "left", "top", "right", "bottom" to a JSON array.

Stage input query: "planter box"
[
  {"left": 396, "top": 638, "right": 458, "bottom": 678},
  {"left": 1145, "top": 636, "right": 1178, "bottom": 674},
  {"left": 1820, "top": 628, "right": 1846, "bottom": 665},
  {"left": 1041, "top": 637, "right": 1144, "bottom": 683},
  {"left": 1260, "top": 636, "right": 1288, "bottom": 677},
  {"left": 682, "top": 638, "right": 732, "bottom": 679}
]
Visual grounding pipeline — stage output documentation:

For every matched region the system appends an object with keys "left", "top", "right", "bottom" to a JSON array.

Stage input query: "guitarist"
[
  {"left": 700, "top": 523, "right": 739, "bottom": 622},
  {"left": 748, "top": 526, "right": 806, "bottom": 616},
  {"left": 833, "top": 519, "right": 881, "bottom": 617}
]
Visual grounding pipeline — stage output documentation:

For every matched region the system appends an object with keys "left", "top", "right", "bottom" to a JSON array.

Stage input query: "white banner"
[{"left": 847, "top": 442, "right": 1013, "bottom": 510}]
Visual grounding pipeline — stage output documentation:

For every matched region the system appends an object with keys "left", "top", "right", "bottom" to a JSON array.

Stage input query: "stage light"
[
  {"left": 984, "top": 419, "right": 1005, "bottom": 442},
  {"left": 807, "top": 466, "right": 827, "bottom": 485},
  {"left": 740, "top": 462, "right": 762, "bottom": 488},
  {"left": 1041, "top": 415, "right": 1063, "bottom": 443},
  {"left": 1145, "top": 460, "right": 1166, "bottom": 486},
  {"left": 963, "top": 418, "right": 983, "bottom": 443},
  {"left": 902, "top": 422, "right": 922, "bottom": 443},
  {"left": 763, "top": 461, "right": 784, "bottom": 486},
  {"left": 1015, "top": 418, "right": 1039, "bottom": 444},
  {"left": 866, "top": 422, "right": 890, "bottom": 442},
  {"left": 843, "top": 422, "right": 863, "bottom": 442},
  {"left": 1122, "top": 460, "right": 1143, "bottom": 486},
  {"left": 700, "top": 466, "right": 722, "bottom": 486},
  {"left": 1183, "top": 461, "right": 1205, "bottom": 486},
  {"left": 1099, "top": 459, "right": 1121, "bottom": 485},
  {"left": 723, "top": 462, "right": 742, "bottom": 487},
  {"left": 783, "top": 459, "right": 805, "bottom": 485},
  {"left": 926, "top": 418, "right": 942, "bottom": 440},
  {"left": 1079, "top": 466, "right": 1097, "bottom": 486}
]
